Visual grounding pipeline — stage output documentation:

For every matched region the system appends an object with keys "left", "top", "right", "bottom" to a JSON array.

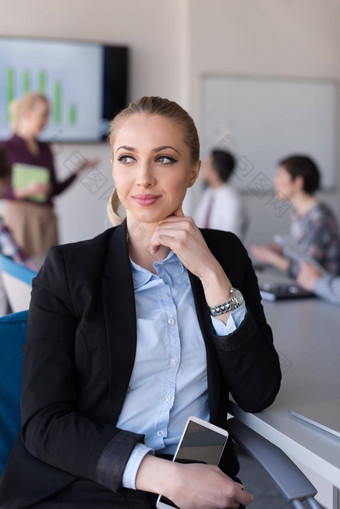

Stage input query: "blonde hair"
[
  {"left": 10, "top": 92, "right": 49, "bottom": 133},
  {"left": 107, "top": 96, "right": 200, "bottom": 226},
  {"left": 107, "top": 188, "right": 124, "bottom": 227}
]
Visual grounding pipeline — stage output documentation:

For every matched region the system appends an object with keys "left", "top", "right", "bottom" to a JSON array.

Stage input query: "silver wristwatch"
[{"left": 208, "top": 287, "right": 244, "bottom": 316}]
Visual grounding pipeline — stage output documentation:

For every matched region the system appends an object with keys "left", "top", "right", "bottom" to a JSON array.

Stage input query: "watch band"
[{"left": 208, "top": 287, "right": 244, "bottom": 316}]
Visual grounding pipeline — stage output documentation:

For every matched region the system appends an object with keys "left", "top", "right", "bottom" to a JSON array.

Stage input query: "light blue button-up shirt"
[{"left": 118, "top": 251, "right": 246, "bottom": 489}]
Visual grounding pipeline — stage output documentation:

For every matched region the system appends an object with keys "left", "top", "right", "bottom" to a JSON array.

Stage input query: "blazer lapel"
[{"left": 102, "top": 220, "right": 137, "bottom": 422}]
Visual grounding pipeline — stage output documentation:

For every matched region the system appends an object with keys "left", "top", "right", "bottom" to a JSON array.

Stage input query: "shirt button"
[
  {"left": 170, "top": 358, "right": 176, "bottom": 365},
  {"left": 165, "top": 395, "right": 171, "bottom": 402},
  {"left": 168, "top": 318, "right": 175, "bottom": 325},
  {"left": 163, "top": 294, "right": 168, "bottom": 300},
  {"left": 157, "top": 430, "right": 163, "bottom": 437}
]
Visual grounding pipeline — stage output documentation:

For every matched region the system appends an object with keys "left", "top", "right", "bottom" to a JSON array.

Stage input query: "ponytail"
[{"left": 107, "top": 188, "right": 125, "bottom": 226}]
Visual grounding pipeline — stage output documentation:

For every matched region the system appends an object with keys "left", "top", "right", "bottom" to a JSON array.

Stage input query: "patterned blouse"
[{"left": 288, "top": 202, "right": 340, "bottom": 278}]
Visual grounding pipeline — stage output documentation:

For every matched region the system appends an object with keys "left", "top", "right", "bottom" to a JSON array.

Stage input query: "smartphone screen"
[{"left": 156, "top": 417, "right": 228, "bottom": 509}]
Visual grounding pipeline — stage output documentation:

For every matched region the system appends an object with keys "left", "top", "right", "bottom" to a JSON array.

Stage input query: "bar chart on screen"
[
  {"left": 0, "top": 38, "right": 103, "bottom": 141},
  {"left": 6, "top": 67, "right": 78, "bottom": 127}
]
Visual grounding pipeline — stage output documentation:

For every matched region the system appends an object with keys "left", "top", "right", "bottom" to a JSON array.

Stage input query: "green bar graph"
[
  {"left": 38, "top": 70, "right": 46, "bottom": 94},
  {"left": 22, "top": 70, "right": 30, "bottom": 93},
  {"left": 69, "top": 105, "right": 77, "bottom": 125},
  {"left": 6, "top": 68, "right": 15, "bottom": 121},
  {"left": 54, "top": 80, "right": 61, "bottom": 124},
  {"left": 4, "top": 68, "right": 78, "bottom": 128}
]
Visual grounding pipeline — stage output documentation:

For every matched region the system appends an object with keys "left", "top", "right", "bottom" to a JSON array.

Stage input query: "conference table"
[{"left": 230, "top": 269, "right": 340, "bottom": 509}]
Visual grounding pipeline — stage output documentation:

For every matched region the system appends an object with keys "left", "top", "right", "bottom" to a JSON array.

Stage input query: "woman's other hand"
[{"left": 136, "top": 454, "right": 253, "bottom": 509}]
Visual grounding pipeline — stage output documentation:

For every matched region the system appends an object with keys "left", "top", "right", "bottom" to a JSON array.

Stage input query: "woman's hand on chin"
[
  {"left": 150, "top": 207, "right": 235, "bottom": 321},
  {"left": 150, "top": 207, "right": 219, "bottom": 280}
]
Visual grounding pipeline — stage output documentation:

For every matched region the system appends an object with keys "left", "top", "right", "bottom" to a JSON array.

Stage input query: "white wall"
[
  {"left": 186, "top": 0, "right": 340, "bottom": 246},
  {"left": 0, "top": 0, "right": 339, "bottom": 248}
]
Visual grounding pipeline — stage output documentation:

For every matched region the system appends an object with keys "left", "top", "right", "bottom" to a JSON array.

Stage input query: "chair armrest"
[{"left": 226, "top": 417, "right": 320, "bottom": 506}]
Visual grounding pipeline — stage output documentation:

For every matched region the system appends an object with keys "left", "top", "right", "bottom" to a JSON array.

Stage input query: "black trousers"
[
  {"left": 27, "top": 479, "right": 157, "bottom": 508},
  {"left": 28, "top": 478, "right": 246, "bottom": 509}
]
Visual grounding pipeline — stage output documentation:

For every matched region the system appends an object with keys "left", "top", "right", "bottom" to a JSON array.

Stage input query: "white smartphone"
[{"left": 156, "top": 416, "right": 229, "bottom": 509}]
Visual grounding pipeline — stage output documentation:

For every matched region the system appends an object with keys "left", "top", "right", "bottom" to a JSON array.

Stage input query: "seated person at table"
[
  {"left": 251, "top": 155, "right": 340, "bottom": 278},
  {"left": 0, "top": 96, "right": 281, "bottom": 509},
  {"left": 297, "top": 261, "right": 340, "bottom": 305},
  {"left": 193, "top": 149, "right": 248, "bottom": 240}
]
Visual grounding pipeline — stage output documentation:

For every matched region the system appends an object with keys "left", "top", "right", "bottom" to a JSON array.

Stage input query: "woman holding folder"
[{"left": 0, "top": 92, "right": 98, "bottom": 262}]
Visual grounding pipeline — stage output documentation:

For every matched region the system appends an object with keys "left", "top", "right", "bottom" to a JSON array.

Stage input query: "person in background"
[
  {"left": 0, "top": 92, "right": 99, "bottom": 262},
  {"left": 0, "top": 147, "right": 35, "bottom": 271},
  {"left": 251, "top": 155, "right": 340, "bottom": 278},
  {"left": 0, "top": 147, "right": 36, "bottom": 315},
  {"left": 193, "top": 149, "right": 248, "bottom": 240},
  {"left": 0, "top": 96, "right": 281, "bottom": 509},
  {"left": 297, "top": 261, "right": 340, "bottom": 305}
]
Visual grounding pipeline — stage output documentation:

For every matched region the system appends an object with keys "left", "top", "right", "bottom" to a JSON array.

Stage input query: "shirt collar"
[{"left": 130, "top": 251, "right": 185, "bottom": 290}]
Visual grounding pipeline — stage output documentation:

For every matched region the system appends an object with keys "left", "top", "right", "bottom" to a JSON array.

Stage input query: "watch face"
[{"left": 231, "top": 288, "right": 244, "bottom": 305}]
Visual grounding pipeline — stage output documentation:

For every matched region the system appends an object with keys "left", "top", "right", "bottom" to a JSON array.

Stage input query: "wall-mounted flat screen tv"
[{"left": 0, "top": 37, "right": 129, "bottom": 142}]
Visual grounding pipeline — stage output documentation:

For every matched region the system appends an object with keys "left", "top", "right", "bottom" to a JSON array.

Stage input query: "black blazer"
[{"left": 0, "top": 221, "right": 281, "bottom": 508}]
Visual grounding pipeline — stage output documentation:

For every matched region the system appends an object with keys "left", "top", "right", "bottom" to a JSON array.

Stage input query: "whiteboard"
[{"left": 201, "top": 75, "right": 338, "bottom": 191}]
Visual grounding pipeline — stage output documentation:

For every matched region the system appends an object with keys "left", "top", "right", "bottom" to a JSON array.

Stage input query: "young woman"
[
  {"left": 0, "top": 97, "right": 281, "bottom": 509},
  {"left": 251, "top": 155, "right": 340, "bottom": 278},
  {"left": 0, "top": 92, "right": 98, "bottom": 261}
]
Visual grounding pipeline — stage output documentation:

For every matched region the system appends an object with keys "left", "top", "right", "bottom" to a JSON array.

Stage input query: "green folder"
[{"left": 12, "top": 163, "right": 50, "bottom": 202}]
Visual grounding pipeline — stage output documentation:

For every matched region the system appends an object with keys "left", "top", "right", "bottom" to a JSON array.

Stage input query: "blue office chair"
[
  {"left": 0, "top": 310, "right": 28, "bottom": 474},
  {"left": 0, "top": 254, "right": 37, "bottom": 313},
  {"left": 0, "top": 311, "right": 322, "bottom": 507}
]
